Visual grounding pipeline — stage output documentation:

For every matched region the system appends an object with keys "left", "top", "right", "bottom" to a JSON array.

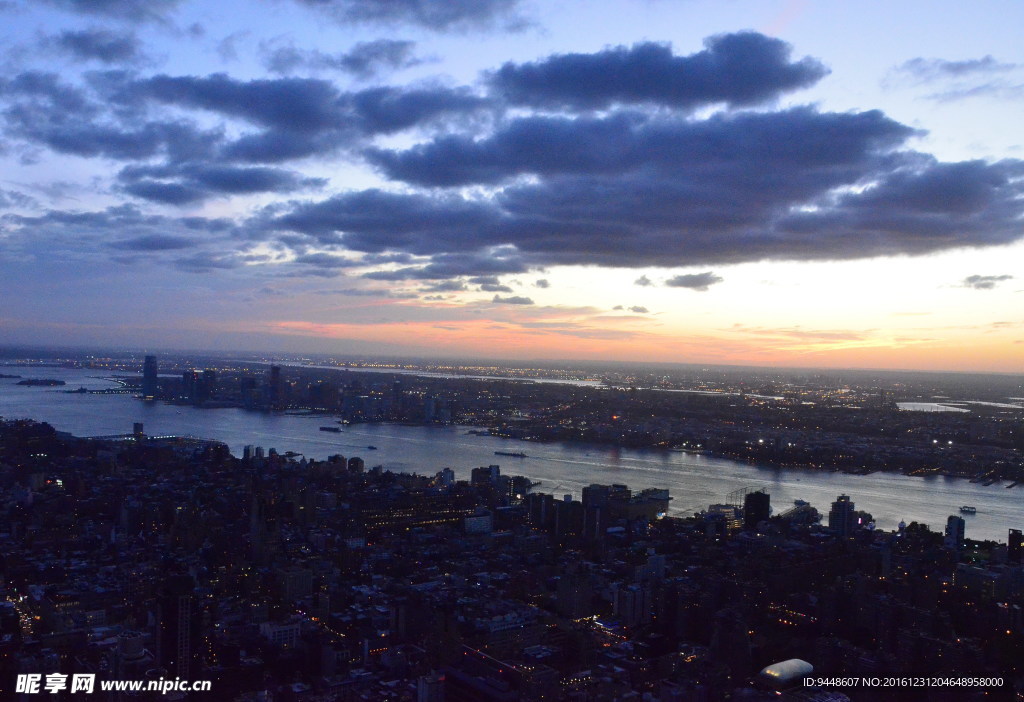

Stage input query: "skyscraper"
[
  {"left": 142, "top": 355, "right": 158, "bottom": 399},
  {"left": 197, "top": 369, "right": 217, "bottom": 404},
  {"left": 944, "top": 515, "right": 966, "bottom": 552},
  {"left": 743, "top": 490, "right": 770, "bottom": 531},
  {"left": 182, "top": 370, "right": 199, "bottom": 403},
  {"left": 1008, "top": 529, "right": 1022, "bottom": 564},
  {"left": 828, "top": 495, "right": 856, "bottom": 538},
  {"left": 157, "top": 574, "right": 200, "bottom": 678},
  {"left": 268, "top": 365, "right": 282, "bottom": 407}
]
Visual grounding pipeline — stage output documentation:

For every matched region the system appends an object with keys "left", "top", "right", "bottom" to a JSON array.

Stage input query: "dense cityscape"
[
  {"left": 1, "top": 350, "right": 1022, "bottom": 700},
  {"left": 16, "top": 350, "right": 1024, "bottom": 482}
]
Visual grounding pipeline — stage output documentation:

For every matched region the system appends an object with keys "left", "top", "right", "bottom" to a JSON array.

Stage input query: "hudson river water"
[{"left": 2, "top": 367, "right": 1021, "bottom": 541}]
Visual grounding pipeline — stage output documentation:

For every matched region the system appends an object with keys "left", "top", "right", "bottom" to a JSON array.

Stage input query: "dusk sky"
[{"left": 1, "top": 0, "right": 1022, "bottom": 371}]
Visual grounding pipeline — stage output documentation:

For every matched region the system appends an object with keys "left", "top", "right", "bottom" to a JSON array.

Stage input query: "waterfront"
[{"left": 1, "top": 367, "right": 1021, "bottom": 541}]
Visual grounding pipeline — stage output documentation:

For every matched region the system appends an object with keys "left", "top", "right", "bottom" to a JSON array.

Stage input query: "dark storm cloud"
[
  {"left": 2, "top": 204, "right": 238, "bottom": 264},
  {"left": 5, "top": 207, "right": 239, "bottom": 244},
  {"left": 132, "top": 74, "right": 348, "bottom": 132},
  {"left": 219, "top": 130, "right": 347, "bottom": 164},
  {"left": 121, "top": 180, "right": 204, "bottom": 204},
  {"left": 776, "top": 158, "right": 1024, "bottom": 259},
  {"left": 40, "top": 0, "right": 184, "bottom": 22},
  {"left": 183, "top": 165, "right": 325, "bottom": 194},
  {"left": 488, "top": 33, "right": 828, "bottom": 111},
  {"left": 292, "top": 252, "right": 357, "bottom": 268},
  {"left": 418, "top": 251, "right": 527, "bottom": 278},
  {"left": 420, "top": 280, "right": 467, "bottom": 292},
  {"left": 896, "top": 56, "right": 1017, "bottom": 81},
  {"left": 15, "top": 120, "right": 220, "bottom": 162},
  {"left": 1, "top": 71, "right": 98, "bottom": 118},
  {"left": 173, "top": 252, "right": 244, "bottom": 272},
  {"left": 362, "top": 251, "right": 416, "bottom": 265},
  {"left": 361, "top": 250, "right": 528, "bottom": 281},
  {"left": 492, "top": 294, "right": 533, "bottom": 305},
  {"left": 288, "top": 0, "right": 525, "bottom": 32},
  {"left": 119, "top": 163, "right": 325, "bottom": 204},
  {"left": 665, "top": 272, "right": 723, "bottom": 291},
  {"left": 467, "top": 276, "right": 502, "bottom": 285},
  {"left": 468, "top": 275, "right": 512, "bottom": 292},
  {"left": 109, "top": 234, "right": 195, "bottom": 250},
  {"left": 348, "top": 85, "right": 489, "bottom": 133},
  {"left": 53, "top": 29, "right": 142, "bottom": 64},
  {"left": 534, "top": 278, "right": 549, "bottom": 288},
  {"left": 961, "top": 274, "right": 1013, "bottom": 290},
  {"left": 108, "top": 74, "right": 487, "bottom": 163},
  {"left": 278, "top": 147, "right": 1024, "bottom": 275},
  {"left": 369, "top": 107, "right": 912, "bottom": 187},
  {"left": 634, "top": 275, "right": 652, "bottom": 287},
  {"left": 275, "top": 189, "right": 500, "bottom": 251},
  {"left": 122, "top": 73, "right": 459, "bottom": 157},
  {"left": 1, "top": 71, "right": 225, "bottom": 161},
  {"left": 264, "top": 39, "right": 421, "bottom": 79}
]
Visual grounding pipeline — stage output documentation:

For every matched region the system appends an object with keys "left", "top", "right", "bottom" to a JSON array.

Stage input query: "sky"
[{"left": 0, "top": 0, "right": 1022, "bottom": 372}]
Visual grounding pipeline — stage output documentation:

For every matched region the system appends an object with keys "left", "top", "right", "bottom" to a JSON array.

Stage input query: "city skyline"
[{"left": 1, "top": 1, "right": 1023, "bottom": 372}]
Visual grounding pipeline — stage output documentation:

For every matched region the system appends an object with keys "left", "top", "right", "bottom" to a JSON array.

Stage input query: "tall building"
[
  {"left": 944, "top": 515, "right": 966, "bottom": 552},
  {"left": 141, "top": 355, "right": 158, "bottom": 399},
  {"left": 157, "top": 574, "right": 200, "bottom": 678},
  {"left": 828, "top": 495, "right": 856, "bottom": 538},
  {"left": 182, "top": 370, "right": 199, "bottom": 403},
  {"left": 1009, "top": 529, "right": 1023, "bottom": 565},
  {"left": 743, "top": 490, "right": 771, "bottom": 530},
  {"left": 471, "top": 464, "right": 500, "bottom": 486},
  {"left": 196, "top": 369, "right": 217, "bottom": 404},
  {"left": 268, "top": 365, "right": 283, "bottom": 407},
  {"left": 582, "top": 484, "right": 611, "bottom": 542}
]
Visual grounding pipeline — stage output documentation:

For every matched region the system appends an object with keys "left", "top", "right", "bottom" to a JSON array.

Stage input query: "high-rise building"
[
  {"left": 156, "top": 574, "right": 200, "bottom": 678},
  {"left": 141, "top": 355, "right": 158, "bottom": 399},
  {"left": 196, "top": 369, "right": 216, "bottom": 404},
  {"left": 1009, "top": 529, "right": 1023, "bottom": 565},
  {"left": 471, "top": 465, "right": 500, "bottom": 486},
  {"left": 743, "top": 490, "right": 771, "bottom": 531},
  {"left": 944, "top": 515, "right": 966, "bottom": 551},
  {"left": 582, "top": 484, "right": 611, "bottom": 542},
  {"left": 182, "top": 370, "right": 199, "bottom": 403},
  {"left": 268, "top": 365, "right": 282, "bottom": 407},
  {"left": 828, "top": 495, "right": 856, "bottom": 538}
]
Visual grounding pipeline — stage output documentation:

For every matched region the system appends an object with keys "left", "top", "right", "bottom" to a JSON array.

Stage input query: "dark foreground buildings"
[{"left": 0, "top": 418, "right": 1021, "bottom": 700}]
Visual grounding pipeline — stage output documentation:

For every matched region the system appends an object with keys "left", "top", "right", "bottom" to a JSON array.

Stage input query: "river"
[{"left": 1, "top": 367, "right": 1020, "bottom": 541}]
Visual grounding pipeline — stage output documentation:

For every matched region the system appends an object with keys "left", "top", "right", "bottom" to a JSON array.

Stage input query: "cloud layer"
[{"left": 3, "top": 25, "right": 1024, "bottom": 290}]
